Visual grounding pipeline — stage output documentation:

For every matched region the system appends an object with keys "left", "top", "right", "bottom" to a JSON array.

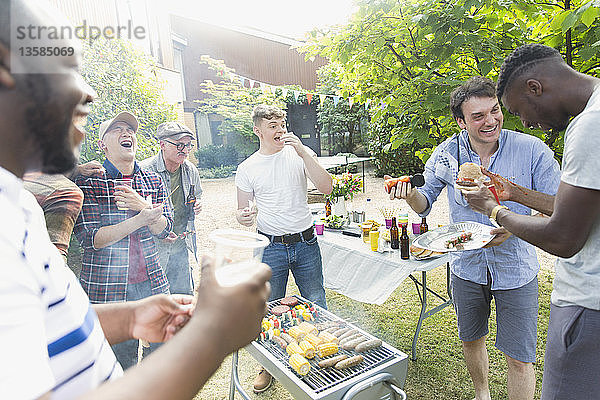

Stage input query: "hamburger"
[{"left": 457, "top": 162, "right": 483, "bottom": 186}]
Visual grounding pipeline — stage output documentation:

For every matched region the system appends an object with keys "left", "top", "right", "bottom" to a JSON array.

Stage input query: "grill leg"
[{"left": 229, "top": 350, "right": 252, "bottom": 400}]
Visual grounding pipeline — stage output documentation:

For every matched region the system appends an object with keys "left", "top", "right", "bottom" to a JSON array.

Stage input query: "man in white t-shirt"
[
  {"left": 236, "top": 104, "right": 333, "bottom": 392},
  {"left": 463, "top": 44, "right": 600, "bottom": 399},
  {"left": 0, "top": 1, "right": 271, "bottom": 399}
]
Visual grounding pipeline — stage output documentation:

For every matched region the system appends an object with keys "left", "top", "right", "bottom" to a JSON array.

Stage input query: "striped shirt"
[
  {"left": 0, "top": 166, "right": 122, "bottom": 399},
  {"left": 74, "top": 160, "right": 172, "bottom": 303}
]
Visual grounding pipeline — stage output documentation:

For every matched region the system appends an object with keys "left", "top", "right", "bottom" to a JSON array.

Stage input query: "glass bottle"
[
  {"left": 390, "top": 217, "right": 399, "bottom": 249},
  {"left": 419, "top": 217, "right": 428, "bottom": 234},
  {"left": 186, "top": 184, "right": 196, "bottom": 222},
  {"left": 400, "top": 224, "right": 410, "bottom": 260}
]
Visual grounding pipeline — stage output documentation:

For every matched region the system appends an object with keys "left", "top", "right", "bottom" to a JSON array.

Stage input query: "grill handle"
[{"left": 341, "top": 372, "right": 407, "bottom": 400}]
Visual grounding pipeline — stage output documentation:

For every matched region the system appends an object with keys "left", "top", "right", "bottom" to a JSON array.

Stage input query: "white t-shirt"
[
  {"left": 0, "top": 167, "right": 122, "bottom": 399},
  {"left": 236, "top": 146, "right": 314, "bottom": 235},
  {"left": 552, "top": 85, "right": 600, "bottom": 310}
]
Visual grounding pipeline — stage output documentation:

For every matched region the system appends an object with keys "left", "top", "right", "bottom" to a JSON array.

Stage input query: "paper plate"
[{"left": 412, "top": 222, "right": 496, "bottom": 252}]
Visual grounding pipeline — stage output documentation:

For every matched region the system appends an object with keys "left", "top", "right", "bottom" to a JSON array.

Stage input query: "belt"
[{"left": 258, "top": 226, "right": 315, "bottom": 245}]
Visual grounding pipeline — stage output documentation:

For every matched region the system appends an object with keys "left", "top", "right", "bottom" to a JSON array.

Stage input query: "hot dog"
[
  {"left": 332, "top": 327, "right": 351, "bottom": 338},
  {"left": 271, "top": 335, "right": 288, "bottom": 349},
  {"left": 341, "top": 336, "right": 368, "bottom": 351},
  {"left": 334, "top": 355, "right": 364, "bottom": 369},
  {"left": 317, "top": 354, "right": 349, "bottom": 368},
  {"left": 355, "top": 339, "right": 382, "bottom": 352},
  {"left": 338, "top": 329, "right": 358, "bottom": 341}
]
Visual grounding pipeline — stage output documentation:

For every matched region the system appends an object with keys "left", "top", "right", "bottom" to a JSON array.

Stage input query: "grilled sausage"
[
  {"left": 314, "top": 321, "right": 341, "bottom": 331},
  {"left": 317, "top": 354, "right": 349, "bottom": 368},
  {"left": 271, "top": 335, "right": 288, "bottom": 349},
  {"left": 334, "top": 355, "right": 364, "bottom": 369},
  {"left": 339, "top": 333, "right": 363, "bottom": 347},
  {"left": 338, "top": 329, "right": 359, "bottom": 341},
  {"left": 280, "top": 333, "right": 296, "bottom": 346},
  {"left": 355, "top": 339, "right": 382, "bottom": 352},
  {"left": 341, "top": 336, "right": 368, "bottom": 351},
  {"left": 324, "top": 327, "right": 338, "bottom": 334},
  {"left": 332, "top": 327, "right": 351, "bottom": 338}
]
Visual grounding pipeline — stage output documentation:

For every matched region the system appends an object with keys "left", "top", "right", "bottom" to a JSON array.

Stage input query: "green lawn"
[{"left": 195, "top": 267, "right": 554, "bottom": 399}]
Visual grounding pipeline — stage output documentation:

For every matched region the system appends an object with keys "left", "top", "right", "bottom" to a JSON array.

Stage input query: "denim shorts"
[
  {"left": 451, "top": 273, "right": 538, "bottom": 363},
  {"left": 541, "top": 304, "right": 600, "bottom": 399}
]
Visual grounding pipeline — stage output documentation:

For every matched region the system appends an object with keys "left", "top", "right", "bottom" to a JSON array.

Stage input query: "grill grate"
[{"left": 259, "top": 296, "right": 401, "bottom": 393}]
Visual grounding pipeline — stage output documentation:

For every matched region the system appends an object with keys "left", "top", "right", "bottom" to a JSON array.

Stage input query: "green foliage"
[
  {"left": 303, "top": 0, "right": 600, "bottom": 163},
  {"left": 197, "top": 166, "right": 237, "bottom": 179},
  {"left": 79, "top": 39, "right": 176, "bottom": 162},
  {"left": 195, "top": 144, "right": 239, "bottom": 168},
  {"left": 195, "top": 56, "right": 288, "bottom": 157},
  {"left": 316, "top": 63, "right": 370, "bottom": 155}
]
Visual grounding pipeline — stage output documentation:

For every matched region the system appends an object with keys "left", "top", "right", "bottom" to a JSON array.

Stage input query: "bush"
[
  {"left": 195, "top": 144, "right": 239, "bottom": 169},
  {"left": 368, "top": 119, "right": 425, "bottom": 177},
  {"left": 197, "top": 166, "right": 237, "bottom": 179}
]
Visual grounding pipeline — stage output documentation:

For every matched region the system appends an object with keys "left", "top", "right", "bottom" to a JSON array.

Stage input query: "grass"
[{"left": 194, "top": 267, "right": 555, "bottom": 399}]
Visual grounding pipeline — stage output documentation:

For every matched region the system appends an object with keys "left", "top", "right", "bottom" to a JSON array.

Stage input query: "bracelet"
[{"left": 490, "top": 205, "right": 509, "bottom": 224}]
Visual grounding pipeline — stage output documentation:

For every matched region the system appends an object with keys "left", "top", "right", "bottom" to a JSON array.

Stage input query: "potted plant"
[{"left": 325, "top": 172, "right": 363, "bottom": 216}]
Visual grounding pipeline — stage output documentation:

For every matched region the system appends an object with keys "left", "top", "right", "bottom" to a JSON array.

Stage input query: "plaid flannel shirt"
[{"left": 74, "top": 160, "right": 173, "bottom": 303}]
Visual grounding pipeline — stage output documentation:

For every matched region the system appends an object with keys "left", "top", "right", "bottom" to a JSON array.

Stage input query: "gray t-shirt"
[{"left": 551, "top": 85, "right": 600, "bottom": 310}]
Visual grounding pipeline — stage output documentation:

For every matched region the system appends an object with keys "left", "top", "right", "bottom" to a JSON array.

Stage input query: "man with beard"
[
  {"left": 0, "top": 1, "right": 271, "bottom": 398},
  {"left": 389, "top": 77, "right": 560, "bottom": 400},
  {"left": 141, "top": 122, "right": 202, "bottom": 295},
  {"left": 462, "top": 44, "right": 600, "bottom": 399},
  {"left": 73, "top": 111, "right": 175, "bottom": 369}
]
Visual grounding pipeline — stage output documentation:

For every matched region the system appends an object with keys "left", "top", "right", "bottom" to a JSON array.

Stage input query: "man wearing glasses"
[
  {"left": 141, "top": 122, "right": 202, "bottom": 296},
  {"left": 74, "top": 112, "right": 173, "bottom": 369}
]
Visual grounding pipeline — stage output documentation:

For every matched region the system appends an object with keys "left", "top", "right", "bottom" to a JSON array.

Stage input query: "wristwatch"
[{"left": 489, "top": 205, "right": 509, "bottom": 226}]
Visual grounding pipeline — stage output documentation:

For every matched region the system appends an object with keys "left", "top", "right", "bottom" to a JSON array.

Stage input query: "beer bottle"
[
  {"left": 325, "top": 198, "right": 332, "bottom": 217},
  {"left": 400, "top": 224, "right": 410, "bottom": 260},
  {"left": 419, "top": 217, "right": 428, "bottom": 234},
  {"left": 390, "top": 217, "right": 399, "bottom": 249},
  {"left": 186, "top": 184, "right": 196, "bottom": 222}
]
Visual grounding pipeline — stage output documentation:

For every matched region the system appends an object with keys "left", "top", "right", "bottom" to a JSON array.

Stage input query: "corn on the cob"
[
  {"left": 289, "top": 353, "right": 310, "bottom": 375},
  {"left": 288, "top": 326, "right": 306, "bottom": 342},
  {"left": 304, "top": 332, "right": 323, "bottom": 348},
  {"left": 298, "top": 321, "right": 318, "bottom": 335},
  {"left": 286, "top": 341, "right": 304, "bottom": 356},
  {"left": 318, "top": 331, "right": 339, "bottom": 345},
  {"left": 299, "top": 340, "right": 315, "bottom": 359},
  {"left": 316, "top": 342, "right": 339, "bottom": 358}
]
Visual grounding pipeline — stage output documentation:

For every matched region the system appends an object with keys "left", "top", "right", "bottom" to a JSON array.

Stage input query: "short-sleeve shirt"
[
  {"left": 235, "top": 146, "right": 314, "bottom": 236},
  {"left": 417, "top": 129, "right": 561, "bottom": 290},
  {"left": 552, "top": 86, "right": 600, "bottom": 310},
  {"left": 0, "top": 166, "right": 121, "bottom": 399}
]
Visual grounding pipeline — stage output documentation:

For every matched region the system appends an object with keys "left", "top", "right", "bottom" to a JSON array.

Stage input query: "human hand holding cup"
[{"left": 113, "top": 178, "right": 133, "bottom": 210}]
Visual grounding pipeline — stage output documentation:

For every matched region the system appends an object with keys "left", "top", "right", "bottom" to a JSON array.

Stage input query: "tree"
[
  {"left": 79, "top": 39, "right": 176, "bottom": 162},
  {"left": 195, "top": 56, "right": 288, "bottom": 157},
  {"left": 303, "top": 0, "right": 600, "bottom": 163}
]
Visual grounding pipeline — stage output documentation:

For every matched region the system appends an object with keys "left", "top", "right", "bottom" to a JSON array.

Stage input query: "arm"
[
  {"left": 465, "top": 181, "right": 600, "bottom": 257},
  {"left": 93, "top": 207, "right": 164, "bottom": 249},
  {"left": 385, "top": 175, "right": 429, "bottom": 214},
  {"left": 236, "top": 188, "right": 256, "bottom": 227},
  {"left": 80, "top": 256, "right": 271, "bottom": 400},
  {"left": 281, "top": 132, "right": 333, "bottom": 194}
]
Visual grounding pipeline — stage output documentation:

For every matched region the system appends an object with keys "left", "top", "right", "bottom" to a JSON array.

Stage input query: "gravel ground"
[{"left": 190, "top": 167, "right": 556, "bottom": 399}]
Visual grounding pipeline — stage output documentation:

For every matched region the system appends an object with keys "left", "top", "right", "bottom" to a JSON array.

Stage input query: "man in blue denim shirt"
[{"left": 390, "top": 77, "right": 560, "bottom": 400}]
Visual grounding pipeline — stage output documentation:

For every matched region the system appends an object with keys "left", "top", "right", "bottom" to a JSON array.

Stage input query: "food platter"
[{"left": 412, "top": 222, "right": 496, "bottom": 252}]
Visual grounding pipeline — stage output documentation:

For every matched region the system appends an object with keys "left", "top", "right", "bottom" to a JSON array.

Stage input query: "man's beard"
[{"left": 22, "top": 75, "right": 78, "bottom": 174}]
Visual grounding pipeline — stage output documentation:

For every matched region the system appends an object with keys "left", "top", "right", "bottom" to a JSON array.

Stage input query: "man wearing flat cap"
[
  {"left": 74, "top": 112, "right": 173, "bottom": 369},
  {"left": 141, "top": 121, "right": 202, "bottom": 296}
]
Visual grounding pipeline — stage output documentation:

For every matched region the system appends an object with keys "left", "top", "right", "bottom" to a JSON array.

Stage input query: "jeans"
[
  {"left": 261, "top": 236, "right": 327, "bottom": 309},
  {"left": 111, "top": 279, "right": 161, "bottom": 369},
  {"left": 163, "top": 247, "right": 193, "bottom": 295}
]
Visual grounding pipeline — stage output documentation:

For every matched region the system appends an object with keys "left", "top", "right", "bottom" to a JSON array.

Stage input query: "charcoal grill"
[{"left": 228, "top": 295, "right": 408, "bottom": 400}]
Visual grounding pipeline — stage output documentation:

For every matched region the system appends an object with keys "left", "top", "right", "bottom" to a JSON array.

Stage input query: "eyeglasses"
[
  {"left": 108, "top": 125, "right": 135, "bottom": 135},
  {"left": 164, "top": 140, "right": 194, "bottom": 151}
]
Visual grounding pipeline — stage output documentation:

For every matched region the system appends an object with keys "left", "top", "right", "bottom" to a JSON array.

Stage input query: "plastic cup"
[
  {"left": 208, "top": 229, "right": 270, "bottom": 287},
  {"left": 412, "top": 223, "right": 421, "bottom": 235},
  {"left": 369, "top": 230, "right": 380, "bottom": 251},
  {"left": 113, "top": 178, "right": 133, "bottom": 210},
  {"left": 360, "top": 222, "right": 373, "bottom": 243},
  {"left": 315, "top": 222, "right": 324, "bottom": 235},
  {"left": 385, "top": 218, "right": 392, "bottom": 229}
]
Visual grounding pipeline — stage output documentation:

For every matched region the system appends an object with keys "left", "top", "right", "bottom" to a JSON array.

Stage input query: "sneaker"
[{"left": 252, "top": 368, "right": 273, "bottom": 393}]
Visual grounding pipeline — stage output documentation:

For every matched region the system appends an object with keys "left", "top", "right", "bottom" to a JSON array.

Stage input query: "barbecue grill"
[{"left": 229, "top": 295, "right": 408, "bottom": 400}]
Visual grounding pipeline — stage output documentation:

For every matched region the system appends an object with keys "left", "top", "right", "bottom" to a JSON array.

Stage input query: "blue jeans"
[
  {"left": 111, "top": 280, "right": 161, "bottom": 369},
  {"left": 261, "top": 236, "right": 327, "bottom": 309},
  {"left": 163, "top": 247, "right": 193, "bottom": 295}
]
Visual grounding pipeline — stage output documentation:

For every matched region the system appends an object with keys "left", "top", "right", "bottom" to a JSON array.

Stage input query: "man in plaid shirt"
[{"left": 74, "top": 111, "right": 173, "bottom": 369}]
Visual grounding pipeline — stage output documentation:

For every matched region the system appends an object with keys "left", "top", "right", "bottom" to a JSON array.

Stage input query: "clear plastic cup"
[
  {"left": 113, "top": 178, "right": 133, "bottom": 210},
  {"left": 208, "top": 229, "right": 270, "bottom": 287}
]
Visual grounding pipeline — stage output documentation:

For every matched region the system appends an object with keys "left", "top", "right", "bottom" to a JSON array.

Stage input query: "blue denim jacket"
[{"left": 418, "top": 129, "right": 561, "bottom": 290}]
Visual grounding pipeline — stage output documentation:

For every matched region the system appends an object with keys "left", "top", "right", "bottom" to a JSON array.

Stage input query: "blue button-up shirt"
[{"left": 418, "top": 129, "right": 561, "bottom": 290}]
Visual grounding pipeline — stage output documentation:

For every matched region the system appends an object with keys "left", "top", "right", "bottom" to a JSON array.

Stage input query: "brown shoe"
[{"left": 253, "top": 368, "right": 273, "bottom": 393}]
